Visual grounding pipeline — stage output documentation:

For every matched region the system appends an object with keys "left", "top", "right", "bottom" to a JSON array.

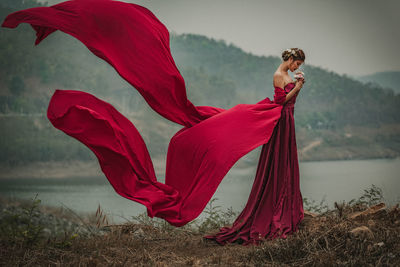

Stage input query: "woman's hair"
[{"left": 282, "top": 48, "right": 305, "bottom": 62}]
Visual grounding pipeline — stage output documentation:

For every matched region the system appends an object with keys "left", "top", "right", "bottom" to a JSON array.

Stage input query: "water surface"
[{"left": 1, "top": 157, "right": 399, "bottom": 223}]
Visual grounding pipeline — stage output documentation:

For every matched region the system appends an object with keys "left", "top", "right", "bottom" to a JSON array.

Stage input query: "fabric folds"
[
  {"left": 2, "top": 0, "right": 286, "bottom": 227},
  {"left": 204, "top": 83, "right": 304, "bottom": 245}
]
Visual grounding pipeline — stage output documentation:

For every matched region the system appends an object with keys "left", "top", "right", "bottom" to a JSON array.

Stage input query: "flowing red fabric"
[
  {"left": 204, "top": 83, "right": 304, "bottom": 245},
  {"left": 2, "top": 0, "right": 303, "bottom": 236}
]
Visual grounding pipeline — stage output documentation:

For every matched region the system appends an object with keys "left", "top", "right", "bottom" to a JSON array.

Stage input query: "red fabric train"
[{"left": 2, "top": 0, "right": 286, "bottom": 227}]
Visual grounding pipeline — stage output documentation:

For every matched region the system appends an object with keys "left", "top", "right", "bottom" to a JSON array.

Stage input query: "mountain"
[
  {"left": 1, "top": 0, "right": 400, "bottom": 165},
  {"left": 170, "top": 33, "right": 400, "bottom": 129},
  {"left": 354, "top": 71, "right": 400, "bottom": 95}
]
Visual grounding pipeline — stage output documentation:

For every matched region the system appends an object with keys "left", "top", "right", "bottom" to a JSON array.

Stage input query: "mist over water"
[{"left": 1, "top": 157, "right": 399, "bottom": 224}]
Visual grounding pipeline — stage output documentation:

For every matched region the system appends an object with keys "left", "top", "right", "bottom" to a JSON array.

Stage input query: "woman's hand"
[{"left": 295, "top": 79, "right": 304, "bottom": 91}]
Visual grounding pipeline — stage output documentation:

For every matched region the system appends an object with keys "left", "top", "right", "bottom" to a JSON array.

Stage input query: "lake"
[{"left": 1, "top": 157, "right": 399, "bottom": 224}]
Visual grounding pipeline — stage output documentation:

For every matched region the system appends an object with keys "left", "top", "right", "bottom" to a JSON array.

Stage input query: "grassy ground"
[{"left": 1, "top": 186, "right": 399, "bottom": 266}]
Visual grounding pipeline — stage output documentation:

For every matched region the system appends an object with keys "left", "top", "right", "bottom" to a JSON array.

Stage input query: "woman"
[
  {"left": 204, "top": 48, "right": 306, "bottom": 245},
  {"left": 2, "top": 1, "right": 304, "bottom": 237}
]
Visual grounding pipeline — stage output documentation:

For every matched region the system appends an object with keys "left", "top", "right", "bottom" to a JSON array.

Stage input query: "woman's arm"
[{"left": 283, "top": 80, "right": 303, "bottom": 104}]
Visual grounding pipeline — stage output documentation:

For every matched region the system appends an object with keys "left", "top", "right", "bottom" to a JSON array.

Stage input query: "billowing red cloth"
[
  {"left": 2, "top": 0, "right": 287, "bottom": 227},
  {"left": 204, "top": 83, "right": 304, "bottom": 245}
]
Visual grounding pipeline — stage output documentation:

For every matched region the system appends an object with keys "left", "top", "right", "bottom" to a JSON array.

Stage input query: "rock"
[
  {"left": 349, "top": 226, "right": 374, "bottom": 239},
  {"left": 348, "top": 202, "right": 386, "bottom": 220},
  {"left": 304, "top": 210, "right": 318, "bottom": 218}
]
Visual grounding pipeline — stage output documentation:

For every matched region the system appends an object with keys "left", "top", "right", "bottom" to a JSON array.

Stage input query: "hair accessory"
[{"left": 285, "top": 48, "right": 297, "bottom": 57}]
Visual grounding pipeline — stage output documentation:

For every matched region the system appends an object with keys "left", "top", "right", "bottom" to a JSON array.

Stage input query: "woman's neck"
[{"left": 278, "top": 62, "right": 290, "bottom": 73}]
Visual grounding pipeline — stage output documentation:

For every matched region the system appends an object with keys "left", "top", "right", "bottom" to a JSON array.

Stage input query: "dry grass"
[
  {"left": 245, "top": 202, "right": 400, "bottom": 266},
  {"left": 1, "top": 191, "right": 400, "bottom": 266}
]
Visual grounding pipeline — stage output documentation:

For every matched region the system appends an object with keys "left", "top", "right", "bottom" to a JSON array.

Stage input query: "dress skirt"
[{"left": 204, "top": 100, "right": 305, "bottom": 245}]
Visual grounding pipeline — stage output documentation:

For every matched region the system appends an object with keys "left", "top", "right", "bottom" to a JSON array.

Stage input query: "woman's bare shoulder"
[{"left": 273, "top": 72, "right": 285, "bottom": 88}]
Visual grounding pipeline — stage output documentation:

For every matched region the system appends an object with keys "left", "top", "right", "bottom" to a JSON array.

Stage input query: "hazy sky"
[{"left": 41, "top": 0, "right": 400, "bottom": 77}]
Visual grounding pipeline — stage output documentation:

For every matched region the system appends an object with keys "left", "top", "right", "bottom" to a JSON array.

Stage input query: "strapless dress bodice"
[{"left": 283, "top": 82, "right": 298, "bottom": 110}]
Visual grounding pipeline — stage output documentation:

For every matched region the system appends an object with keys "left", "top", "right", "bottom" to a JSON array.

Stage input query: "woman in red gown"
[
  {"left": 2, "top": 1, "right": 305, "bottom": 242},
  {"left": 204, "top": 48, "right": 306, "bottom": 245}
]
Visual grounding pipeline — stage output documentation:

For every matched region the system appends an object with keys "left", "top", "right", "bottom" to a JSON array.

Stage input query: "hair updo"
[{"left": 282, "top": 48, "right": 305, "bottom": 62}]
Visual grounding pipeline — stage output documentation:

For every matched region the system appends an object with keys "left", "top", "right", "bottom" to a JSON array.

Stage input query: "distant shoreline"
[
  {"left": 0, "top": 156, "right": 398, "bottom": 179},
  {"left": 0, "top": 158, "right": 166, "bottom": 179}
]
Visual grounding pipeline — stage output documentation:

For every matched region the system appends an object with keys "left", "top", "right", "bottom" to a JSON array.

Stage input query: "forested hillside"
[
  {"left": 170, "top": 34, "right": 400, "bottom": 128},
  {"left": 1, "top": 0, "right": 399, "bottom": 166},
  {"left": 355, "top": 71, "right": 400, "bottom": 95}
]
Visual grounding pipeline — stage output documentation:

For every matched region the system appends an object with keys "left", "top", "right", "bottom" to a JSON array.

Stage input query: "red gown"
[
  {"left": 2, "top": 0, "right": 304, "bottom": 234},
  {"left": 204, "top": 82, "right": 304, "bottom": 245}
]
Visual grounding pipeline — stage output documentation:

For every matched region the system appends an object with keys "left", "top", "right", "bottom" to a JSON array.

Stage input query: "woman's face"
[{"left": 289, "top": 58, "right": 303, "bottom": 72}]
